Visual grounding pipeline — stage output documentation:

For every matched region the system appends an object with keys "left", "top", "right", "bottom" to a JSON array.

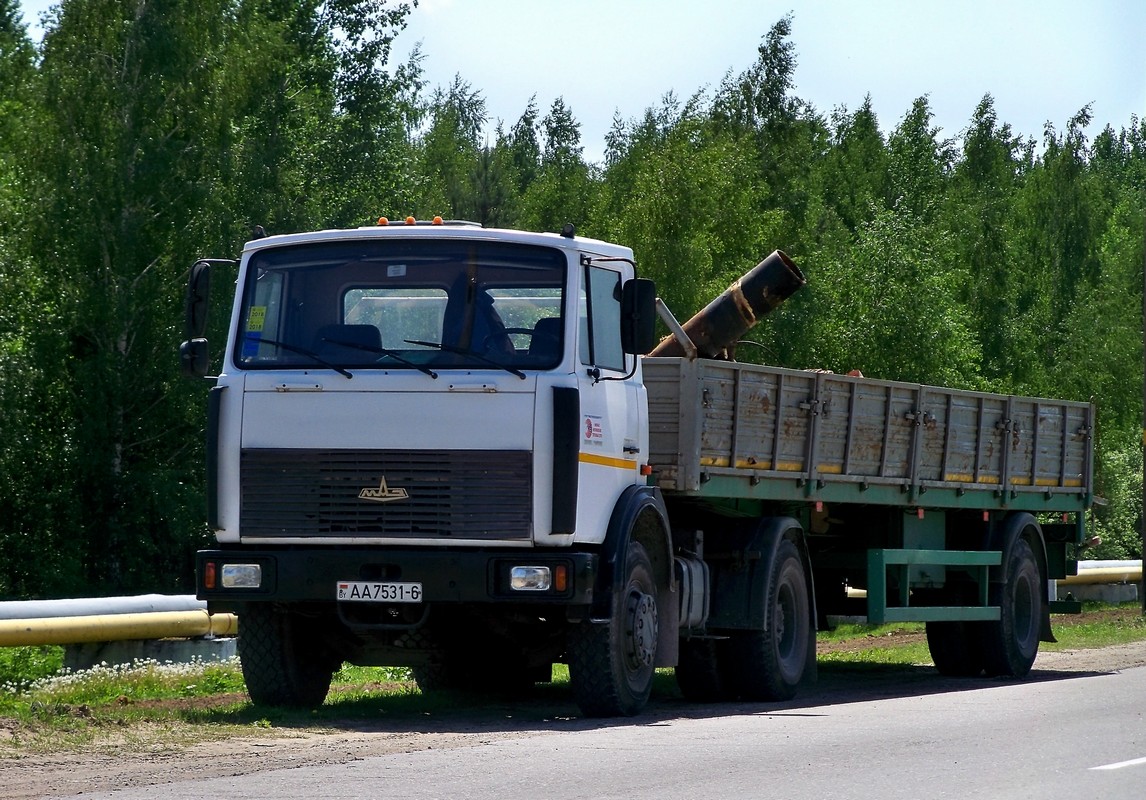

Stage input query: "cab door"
[{"left": 574, "top": 260, "right": 645, "bottom": 542}]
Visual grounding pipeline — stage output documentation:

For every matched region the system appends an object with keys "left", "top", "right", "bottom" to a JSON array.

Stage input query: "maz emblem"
[{"left": 358, "top": 476, "right": 409, "bottom": 502}]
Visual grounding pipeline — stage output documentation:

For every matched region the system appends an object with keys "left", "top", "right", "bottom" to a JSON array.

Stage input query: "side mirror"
[
  {"left": 184, "top": 259, "right": 212, "bottom": 340},
  {"left": 180, "top": 338, "right": 211, "bottom": 378},
  {"left": 621, "top": 278, "right": 657, "bottom": 355}
]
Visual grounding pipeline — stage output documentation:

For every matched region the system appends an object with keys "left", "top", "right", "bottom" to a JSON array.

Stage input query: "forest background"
[{"left": 0, "top": 0, "right": 1142, "bottom": 599}]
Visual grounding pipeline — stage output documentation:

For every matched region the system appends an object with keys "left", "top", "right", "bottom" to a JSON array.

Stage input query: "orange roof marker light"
[{"left": 375, "top": 215, "right": 478, "bottom": 227}]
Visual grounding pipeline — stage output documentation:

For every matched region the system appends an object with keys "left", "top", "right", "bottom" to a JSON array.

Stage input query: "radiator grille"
[{"left": 240, "top": 449, "right": 533, "bottom": 540}]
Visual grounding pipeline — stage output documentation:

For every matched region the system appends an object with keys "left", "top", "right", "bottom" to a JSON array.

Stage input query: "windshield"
[{"left": 233, "top": 238, "right": 567, "bottom": 374}]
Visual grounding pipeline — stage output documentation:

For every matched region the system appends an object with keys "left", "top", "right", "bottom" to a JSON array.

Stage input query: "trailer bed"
[{"left": 643, "top": 357, "right": 1093, "bottom": 513}]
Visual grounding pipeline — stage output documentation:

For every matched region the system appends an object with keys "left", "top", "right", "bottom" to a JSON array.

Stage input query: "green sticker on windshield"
[{"left": 247, "top": 306, "right": 266, "bottom": 332}]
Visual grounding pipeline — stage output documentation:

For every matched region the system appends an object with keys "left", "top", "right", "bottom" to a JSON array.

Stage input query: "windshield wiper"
[
  {"left": 404, "top": 339, "right": 526, "bottom": 380},
  {"left": 245, "top": 335, "right": 353, "bottom": 379},
  {"left": 317, "top": 335, "right": 438, "bottom": 379}
]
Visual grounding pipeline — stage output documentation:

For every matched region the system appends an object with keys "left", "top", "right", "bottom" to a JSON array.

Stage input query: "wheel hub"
[
  {"left": 775, "top": 585, "right": 794, "bottom": 653},
  {"left": 625, "top": 590, "right": 658, "bottom": 669}
]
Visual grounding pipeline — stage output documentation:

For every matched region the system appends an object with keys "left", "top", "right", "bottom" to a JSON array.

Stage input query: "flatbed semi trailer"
[{"left": 645, "top": 356, "right": 1090, "bottom": 620}]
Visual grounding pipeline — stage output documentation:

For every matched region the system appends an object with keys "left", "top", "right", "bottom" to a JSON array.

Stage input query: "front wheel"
[
  {"left": 567, "top": 541, "right": 659, "bottom": 717},
  {"left": 725, "top": 538, "right": 811, "bottom": 701},
  {"left": 238, "top": 604, "right": 339, "bottom": 709}
]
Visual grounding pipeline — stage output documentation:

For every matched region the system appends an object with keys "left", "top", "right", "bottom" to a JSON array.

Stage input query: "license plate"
[{"left": 336, "top": 581, "right": 423, "bottom": 603}]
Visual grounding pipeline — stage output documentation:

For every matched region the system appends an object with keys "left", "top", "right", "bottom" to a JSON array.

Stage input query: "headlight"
[
  {"left": 510, "top": 566, "right": 552, "bottom": 591},
  {"left": 221, "top": 563, "right": 262, "bottom": 589}
]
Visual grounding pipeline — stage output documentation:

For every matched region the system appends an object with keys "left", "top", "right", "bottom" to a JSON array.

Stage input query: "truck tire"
[
  {"left": 926, "top": 621, "right": 984, "bottom": 677},
  {"left": 238, "top": 604, "right": 338, "bottom": 709},
  {"left": 725, "top": 538, "right": 811, "bottom": 701},
  {"left": 675, "top": 637, "right": 733, "bottom": 702},
  {"left": 981, "top": 536, "right": 1042, "bottom": 677},
  {"left": 567, "top": 540, "right": 658, "bottom": 717}
]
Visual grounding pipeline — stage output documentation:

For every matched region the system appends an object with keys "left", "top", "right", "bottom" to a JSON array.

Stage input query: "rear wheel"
[
  {"left": 568, "top": 540, "right": 659, "bottom": 717},
  {"left": 239, "top": 604, "right": 339, "bottom": 709},
  {"left": 982, "top": 536, "right": 1042, "bottom": 677},
  {"left": 725, "top": 539, "right": 811, "bottom": 701}
]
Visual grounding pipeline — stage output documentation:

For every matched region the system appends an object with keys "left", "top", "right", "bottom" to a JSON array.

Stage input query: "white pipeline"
[
  {"left": 1060, "top": 560, "right": 1142, "bottom": 586},
  {"left": 0, "top": 594, "right": 206, "bottom": 621}
]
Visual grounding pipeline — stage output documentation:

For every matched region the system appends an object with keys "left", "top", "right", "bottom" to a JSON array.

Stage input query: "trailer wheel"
[
  {"left": 675, "top": 637, "right": 733, "bottom": 702},
  {"left": 239, "top": 604, "right": 338, "bottom": 709},
  {"left": 926, "top": 621, "right": 984, "bottom": 677},
  {"left": 567, "top": 540, "right": 658, "bottom": 717},
  {"left": 982, "top": 536, "right": 1042, "bottom": 677},
  {"left": 726, "top": 538, "right": 811, "bottom": 701}
]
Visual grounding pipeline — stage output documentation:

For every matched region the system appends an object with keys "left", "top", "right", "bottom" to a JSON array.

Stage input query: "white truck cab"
[
  {"left": 185, "top": 221, "right": 669, "bottom": 717},
  {"left": 210, "top": 223, "right": 650, "bottom": 547}
]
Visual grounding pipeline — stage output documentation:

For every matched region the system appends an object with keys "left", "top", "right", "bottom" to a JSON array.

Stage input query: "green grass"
[
  {"left": 814, "top": 602, "right": 1146, "bottom": 666},
  {"left": 0, "top": 654, "right": 568, "bottom": 753},
  {"left": 1043, "top": 601, "right": 1146, "bottom": 650},
  {"left": 818, "top": 645, "right": 936, "bottom": 667},
  {"left": 0, "top": 644, "right": 64, "bottom": 691},
  {"left": 817, "top": 620, "right": 923, "bottom": 641},
  {"left": 816, "top": 621, "right": 930, "bottom": 666}
]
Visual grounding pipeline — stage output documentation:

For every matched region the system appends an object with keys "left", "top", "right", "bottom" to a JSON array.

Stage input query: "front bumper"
[{"left": 196, "top": 546, "right": 598, "bottom": 611}]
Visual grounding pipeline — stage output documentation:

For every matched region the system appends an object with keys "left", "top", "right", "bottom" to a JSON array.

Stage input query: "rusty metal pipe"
[{"left": 649, "top": 250, "right": 806, "bottom": 359}]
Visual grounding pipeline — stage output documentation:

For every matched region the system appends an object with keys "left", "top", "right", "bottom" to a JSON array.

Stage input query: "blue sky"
[{"left": 18, "top": 0, "right": 1146, "bottom": 163}]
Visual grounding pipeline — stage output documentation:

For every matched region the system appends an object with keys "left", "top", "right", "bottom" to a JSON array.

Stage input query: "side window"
[
  {"left": 579, "top": 264, "right": 625, "bottom": 372},
  {"left": 240, "top": 270, "right": 284, "bottom": 360}
]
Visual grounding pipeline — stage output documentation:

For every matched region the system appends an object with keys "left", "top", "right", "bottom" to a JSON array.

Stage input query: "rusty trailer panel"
[{"left": 643, "top": 357, "right": 1093, "bottom": 512}]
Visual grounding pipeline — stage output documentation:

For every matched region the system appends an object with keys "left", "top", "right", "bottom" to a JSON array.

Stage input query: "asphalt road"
[{"left": 65, "top": 661, "right": 1146, "bottom": 800}]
